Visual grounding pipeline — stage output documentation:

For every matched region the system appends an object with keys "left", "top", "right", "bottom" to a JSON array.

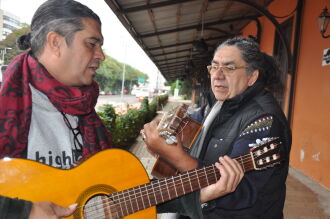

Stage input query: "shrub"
[{"left": 98, "top": 94, "right": 168, "bottom": 148}]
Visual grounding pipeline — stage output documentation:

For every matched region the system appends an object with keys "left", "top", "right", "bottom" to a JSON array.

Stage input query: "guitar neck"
[{"left": 108, "top": 153, "right": 254, "bottom": 217}]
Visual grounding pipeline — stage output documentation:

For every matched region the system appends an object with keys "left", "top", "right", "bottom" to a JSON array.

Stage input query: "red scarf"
[{"left": 0, "top": 52, "right": 112, "bottom": 159}]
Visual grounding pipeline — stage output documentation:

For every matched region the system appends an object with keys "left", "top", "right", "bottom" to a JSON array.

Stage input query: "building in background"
[{"left": 0, "top": 0, "right": 21, "bottom": 41}]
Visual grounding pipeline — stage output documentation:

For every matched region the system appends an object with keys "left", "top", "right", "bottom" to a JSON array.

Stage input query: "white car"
[{"left": 135, "top": 88, "right": 150, "bottom": 98}]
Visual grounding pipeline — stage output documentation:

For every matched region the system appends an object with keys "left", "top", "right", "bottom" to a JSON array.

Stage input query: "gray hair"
[
  {"left": 16, "top": 0, "right": 101, "bottom": 57},
  {"left": 215, "top": 36, "right": 282, "bottom": 91},
  {"left": 28, "top": 18, "right": 84, "bottom": 57}
]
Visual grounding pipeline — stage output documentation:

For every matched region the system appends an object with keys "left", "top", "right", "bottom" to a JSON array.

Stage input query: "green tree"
[
  {"left": 95, "top": 55, "right": 148, "bottom": 93},
  {"left": 0, "top": 25, "right": 149, "bottom": 93},
  {"left": 0, "top": 24, "right": 30, "bottom": 64},
  {"left": 168, "top": 79, "right": 192, "bottom": 99}
]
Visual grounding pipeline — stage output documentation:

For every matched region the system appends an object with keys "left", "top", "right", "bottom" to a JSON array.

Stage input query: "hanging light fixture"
[
  {"left": 193, "top": 38, "right": 208, "bottom": 53},
  {"left": 193, "top": 12, "right": 208, "bottom": 52},
  {"left": 184, "top": 60, "right": 194, "bottom": 72},
  {"left": 318, "top": 7, "right": 330, "bottom": 38}
]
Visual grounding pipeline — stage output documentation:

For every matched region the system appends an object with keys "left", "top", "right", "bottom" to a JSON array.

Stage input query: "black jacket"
[
  {"left": 158, "top": 82, "right": 292, "bottom": 219},
  {"left": 0, "top": 196, "right": 32, "bottom": 219}
]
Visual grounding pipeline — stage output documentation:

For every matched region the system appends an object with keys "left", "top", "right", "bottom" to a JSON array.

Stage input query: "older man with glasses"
[{"left": 143, "top": 36, "right": 292, "bottom": 219}]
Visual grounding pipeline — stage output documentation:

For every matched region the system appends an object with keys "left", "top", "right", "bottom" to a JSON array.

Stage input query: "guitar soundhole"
[{"left": 83, "top": 194, "right": 119, "bottom": 219}]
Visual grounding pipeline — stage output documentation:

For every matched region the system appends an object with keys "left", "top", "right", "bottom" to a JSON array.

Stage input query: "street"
[{"left": 96, "top": 95, "right": 139, "bottom": 111}]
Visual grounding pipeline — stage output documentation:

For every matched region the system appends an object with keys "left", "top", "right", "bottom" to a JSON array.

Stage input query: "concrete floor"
[{"left": 284, "top": 168, "right": 330, "bottom": 219}]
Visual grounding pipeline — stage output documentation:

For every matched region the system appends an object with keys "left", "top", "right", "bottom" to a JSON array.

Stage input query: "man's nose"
[
  {"left": 212, "top": 68, "right": 226, "bottom": 78},
  {"left": 95, "top": 47, "right": 105, "bottom": 61}
]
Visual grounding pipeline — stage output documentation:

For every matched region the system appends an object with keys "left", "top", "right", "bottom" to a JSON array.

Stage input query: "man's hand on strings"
[{"left": 200, "top": 156, "right": 244, "bottom": 203}]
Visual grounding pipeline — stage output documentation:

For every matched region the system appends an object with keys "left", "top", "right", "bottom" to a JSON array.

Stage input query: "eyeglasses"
[
  {"left": 61, "top": 112, "right": 83, "bottom": 152},
  {"left": 207, "top": 64, "right": 247, "bottom": 75}
]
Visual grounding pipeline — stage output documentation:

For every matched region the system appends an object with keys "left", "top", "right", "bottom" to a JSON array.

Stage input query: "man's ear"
[
  {"left": 247, "top": 70, "right": 259, "bottom": 86},
  {"left": 45, "top": 32, "right": 63, "bottom": 57}
]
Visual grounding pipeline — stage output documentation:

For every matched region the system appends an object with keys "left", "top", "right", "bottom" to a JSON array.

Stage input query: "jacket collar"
[
  {"left": 225, "top": 82, "right": 265, "bottom": 106},
  {"left": 206, "top": 82, "right": 266, "bottom": 125}
]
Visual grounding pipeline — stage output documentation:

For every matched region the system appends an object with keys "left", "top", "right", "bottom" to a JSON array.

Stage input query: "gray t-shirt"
[{"left": 27, "top": 85, "right": 82, "bottom": 169}]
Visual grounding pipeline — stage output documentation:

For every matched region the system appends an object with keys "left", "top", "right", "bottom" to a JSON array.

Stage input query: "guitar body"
[
  {"left": 151, "top": 157, "right": 178, "bottom": 178},
  {"left": 0, "top": 149, "right": 156, "bottom": 219},
  {"left": 152, "top": 104, "right": 202, "bottom": 178}
]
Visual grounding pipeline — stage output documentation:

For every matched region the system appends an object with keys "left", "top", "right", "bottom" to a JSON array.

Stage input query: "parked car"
[
  {"left": 135, "top": 88, "right": 150, "bottom": 98},
  {"left": 111, "top": 90, "right": 120, "bottom": 95}
]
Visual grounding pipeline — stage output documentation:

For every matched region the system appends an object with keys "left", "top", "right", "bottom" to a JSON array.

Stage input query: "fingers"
[
  {"left": 230, "top": 157, "right": 244, "bottom": 189},
  {"left": 53, "top": 203, "right": 77, "bottom": 217},
  {"left": 222, "top": 157, "right": 235, "bottom": 192},
  {"left": 143, "top": 120, "right": 158, "bottom": 133},
  {"left": 29, "top": 201, "right": 77, "bottom": 219},
  {"left": 142, "top": 120, "right": 190, "bottom": 169},
  {"left": 140, "top": 129, "right": 146, "bottom": 141},
  {"left": 216, "top": 156, "right": 244, "bottom": 192},
  {"left": 142, "top": 120, "right": 165, "bottom": 156},
  {"left": 142, "top": 121, "right": 155, "bottom": 141},
  {"left": 200, "top": 156, "right": 244, "bottom": 203}
]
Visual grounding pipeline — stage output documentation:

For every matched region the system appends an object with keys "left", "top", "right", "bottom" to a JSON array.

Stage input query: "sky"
[{"left": 0, "top": 0, "right": 164, "bottom": 88}]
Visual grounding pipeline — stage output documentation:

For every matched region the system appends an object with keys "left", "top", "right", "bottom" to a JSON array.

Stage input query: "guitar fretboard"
[{"left": 103, "top": 153, "right": 254, "bottom": 218}]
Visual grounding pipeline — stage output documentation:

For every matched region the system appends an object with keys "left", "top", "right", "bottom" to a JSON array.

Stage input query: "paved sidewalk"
[
  {"left": 284, "top": 168, "right": 330, "bottom": 219},
  {"left": 129, "top": 99, "right": 330, "bottom": 219}
]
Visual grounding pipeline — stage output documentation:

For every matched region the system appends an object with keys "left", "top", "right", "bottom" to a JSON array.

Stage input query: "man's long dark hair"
[{"left": 216, "top": 36, "right": 283, "bottom": 93}]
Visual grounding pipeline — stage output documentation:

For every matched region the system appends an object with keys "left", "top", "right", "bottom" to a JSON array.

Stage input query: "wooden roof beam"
[
  {"left": 139, "top": 16, "right": 256, "bottom": 38},
  {"left": 117, "top": 0, "right": 194, "bottom": 14},
  {"left": 148, "top": 35, "right": 235, "bottom": 51}
]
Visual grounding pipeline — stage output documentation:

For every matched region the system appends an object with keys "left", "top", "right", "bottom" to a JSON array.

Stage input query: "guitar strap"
[{"left": 190, "top": 101, "right": 222, "bottom": 158}]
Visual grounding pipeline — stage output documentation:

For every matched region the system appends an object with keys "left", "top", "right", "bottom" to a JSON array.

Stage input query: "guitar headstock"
[
  {"left": 250, "top": 137, "right": 282, "bottom": 170},
  {"left": 157, "top": 104, "right": 189, "bottom": 144}
]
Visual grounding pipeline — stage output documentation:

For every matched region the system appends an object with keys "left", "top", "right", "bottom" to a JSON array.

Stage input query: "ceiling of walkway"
[{"left": 104, "top": 0, "right": 274, "bottom": 81}]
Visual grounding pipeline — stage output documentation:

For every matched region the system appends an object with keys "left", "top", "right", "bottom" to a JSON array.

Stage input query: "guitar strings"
[
  {"left": 81, "top": 154, "right": 256, "bottom": 217},
  {"left": 82, "top": 161, "right": 253, "bottom": 219},
  {"left": 160, "top": 106, "right": 190, "bottom": 136},
  {"left": 89, "top": 161, "right": 250, "bottom": 219},
  {"left": 81, "top": 151, "right": 270, "bottom": 216},
  {"left": 81, "top": 143, "right": 279, "bottom": 218},
  {"left": 84, "top": 161, "right": 254, "bottom": 219},
  {"left": 82, "top": 165, "right": 225, "bottom": 219},
  {"left": 81, "top": 152, "right": 275, "bottom": 218},
  {"left": 86, "top": 158, "right": 252, "bottom": 219}
]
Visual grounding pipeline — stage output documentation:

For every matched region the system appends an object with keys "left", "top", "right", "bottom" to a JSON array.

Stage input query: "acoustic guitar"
[
  {"left": 0, "top": 137, "right": 281, "bottom": 219},
  {"left": 151, "top": 104, "right": 202, "bottom": 178}
]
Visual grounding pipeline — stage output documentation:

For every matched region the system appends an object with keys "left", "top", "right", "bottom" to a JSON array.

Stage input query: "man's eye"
[
  {"left": 226, "top": 65, "right": 236, "bottom": 70},
  {"left": 212, "top": 66, "right": 219, "bottom": 70},
  {"left": 89, "top": 42, "right": 96, "bottom": 47}
]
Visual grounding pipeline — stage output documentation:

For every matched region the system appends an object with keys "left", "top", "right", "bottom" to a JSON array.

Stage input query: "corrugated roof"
[{"left": 105, "top": 0, "right": 274, "bottom": 81}]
